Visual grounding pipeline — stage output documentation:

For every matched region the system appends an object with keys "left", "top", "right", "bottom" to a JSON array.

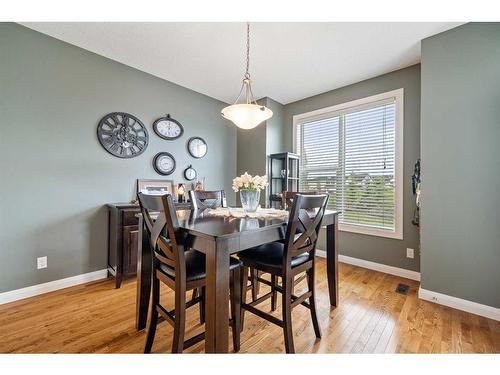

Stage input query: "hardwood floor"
[{"left": 0, "top": 259, "right": 498, "bottom": 353}]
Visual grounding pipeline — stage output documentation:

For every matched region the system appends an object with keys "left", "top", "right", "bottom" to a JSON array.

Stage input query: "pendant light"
[{"left": 221, "top": 22, "right": 273, "bottom": 130}]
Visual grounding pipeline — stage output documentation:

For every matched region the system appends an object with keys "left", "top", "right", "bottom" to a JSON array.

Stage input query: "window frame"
[{"left": 293, "top": 88, "right": 404, "bottom": 240}]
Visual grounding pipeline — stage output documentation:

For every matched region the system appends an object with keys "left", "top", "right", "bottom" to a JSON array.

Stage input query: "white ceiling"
[{"left": 22, "top": 22, "right": 462, "bottom": 104}]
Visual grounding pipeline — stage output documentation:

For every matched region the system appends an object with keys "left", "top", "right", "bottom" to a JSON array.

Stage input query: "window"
[{"left": 293, "top": 89, "right": 403, "bottom": 239}]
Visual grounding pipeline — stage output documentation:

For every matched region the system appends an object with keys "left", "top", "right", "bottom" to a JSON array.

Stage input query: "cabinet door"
[{"left": 123, "top": 225, "right": 139, "bottom": 275}]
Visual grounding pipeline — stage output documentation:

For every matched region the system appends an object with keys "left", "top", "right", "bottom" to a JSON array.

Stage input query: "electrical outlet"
[
  {"left": 406, "top": 248, "right": 414, "bottom": 259},
  {"left": 37, "top": 256, "right": 47, "bottom": 269}
]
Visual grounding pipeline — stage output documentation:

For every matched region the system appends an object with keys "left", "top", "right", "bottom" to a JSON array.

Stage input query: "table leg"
[
  {"left": 326, "top": 221, "right": 339, "bottom": 306},
  {"left": 204, "top": 239, "right": 230, "bottom": 353},
  {"left": 136, "top": 216, "right": 152, "bottom": 331}
]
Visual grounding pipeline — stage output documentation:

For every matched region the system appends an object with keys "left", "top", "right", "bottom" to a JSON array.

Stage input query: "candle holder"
[{"left": 177, "top": 183, "right": 186, "bottom": 203}]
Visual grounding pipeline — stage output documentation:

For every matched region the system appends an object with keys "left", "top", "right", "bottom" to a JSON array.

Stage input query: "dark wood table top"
[
  {"left": 176, "top": 209, "right": 289, "bottom": 238},
  {"left": 142, "top": 208, "right": 339, "bottom": 239}
]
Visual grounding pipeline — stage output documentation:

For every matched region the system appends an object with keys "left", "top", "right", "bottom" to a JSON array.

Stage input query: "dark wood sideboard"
[{"left": 106, "top": 202, "right": 191, "bottom": 288}]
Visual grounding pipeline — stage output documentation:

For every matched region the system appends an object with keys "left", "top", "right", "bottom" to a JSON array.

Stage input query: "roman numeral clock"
[{"left": 97, "top": 112, "right": 149, "bottom": 158}]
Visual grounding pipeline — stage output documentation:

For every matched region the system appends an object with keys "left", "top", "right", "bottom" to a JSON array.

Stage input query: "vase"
[{"left": 240, "top": 189, "right": 260, "bottom": 213}]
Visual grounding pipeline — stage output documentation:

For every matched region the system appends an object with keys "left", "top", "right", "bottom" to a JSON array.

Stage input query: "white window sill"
[{"left": 338, "top": 223, "right": 403, "bottom": 240}]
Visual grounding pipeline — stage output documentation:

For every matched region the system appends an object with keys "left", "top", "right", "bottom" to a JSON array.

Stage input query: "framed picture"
[{"left": 136, "top": 179, "right": 175, "bottom": 197}]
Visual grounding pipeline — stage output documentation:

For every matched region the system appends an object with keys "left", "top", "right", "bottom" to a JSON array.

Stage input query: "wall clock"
[
  {"left": 184, "top": 165, "right": 197, "bottom": 181},
  {"left": 97, "top": 112, "right": 148, "bottom": 158},
  {"left": 187, "top": 137, "right": 208, "bottom": 158},
  {"left": 153, "top": 152, "right": 176, "bottom": 175},
  {"left": 153, "top": 114, "right": 184, "bottom": 140}
]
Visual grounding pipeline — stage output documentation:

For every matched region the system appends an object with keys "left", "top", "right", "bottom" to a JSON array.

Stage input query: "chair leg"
[
  {"left": 144, "top": 276, "right": 160, "bottom": 353},
  {"left": 192, "top": 288, "right": 199, "bottom": 300},
  {"left": 271, "top": 275, "right": 278, "bottom": 312},
  {"left": 240, "top": 266, "right": 249, "bottom": 333},
  {"left": 307, "top": 268, "right": 321, "bottom": 338},
  {"left": 199, "top": 286, "right": 206, "bottom": 324},
  {"left": 250, "top": 268, "right": 259, "bottom": 301},
  {"left": 172, "top": 284, "right": 186, "bottom": 353},
  {"left": 282, "top": 276, "right": 295, "bottom": 354},
  {"left": 230, "top": 267, "right": 241, "bottom": 352}
]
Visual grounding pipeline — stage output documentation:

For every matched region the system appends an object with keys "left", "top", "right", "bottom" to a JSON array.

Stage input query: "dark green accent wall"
[
  {"left": 0, "top": 23, "right": 236, "bottom": 292},
  {"left": 283, "top": 65, "right": 421, "bottom": 271},
  {"left": 420, "top": 23, "right": 500, "bottom": 308}
]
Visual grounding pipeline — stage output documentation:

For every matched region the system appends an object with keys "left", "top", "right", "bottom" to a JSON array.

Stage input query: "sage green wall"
[
  {"left": 236, "top": 114, "right": 267, "bottom": 178},
  {"left": 236, "top": 97, "right": 285, "bottom": 206},
  {"left": 265, "top": 97, "right": 285, "bottom": 155},
  {"left": 420, "top": 23, "right": 500, "bottom": 308},
  {"left": 0, "top": 23, "right": 236, "bottom": 293},
  {"left": 283, "top": 65, "right": 421, "bottom": 271}
]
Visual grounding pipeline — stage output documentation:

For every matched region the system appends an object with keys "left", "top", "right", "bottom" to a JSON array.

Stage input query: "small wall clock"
[
  {"left": 153, "top": 114, "right": 184, "bottom": 140},
  {"left": 97, "top": 112, "right": 149, "bottom": 158},
  {"left": 187, "top": 137, "right": 208, "bottom": 158},
  {"left": 153, "top": 152, "right": 176, "bottom": 175},
  {"left": 184, "top": 165, "right": 197, "bottom": 181}
]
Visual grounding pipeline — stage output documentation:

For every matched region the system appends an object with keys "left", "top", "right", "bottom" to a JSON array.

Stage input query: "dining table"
[{"left": 135, "top": 207, "right": 340, "bottom": 353}]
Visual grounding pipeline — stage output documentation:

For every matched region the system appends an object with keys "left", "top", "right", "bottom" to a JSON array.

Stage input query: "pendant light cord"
[
  {"left": 245, "top": 22, "right": 250, "bottom": 79},
  {"left": 232, "top": 22, "right": 258, "bottom": 105},
  {"left": 221, "top": 22, "right": 273, "bottom": 127}
]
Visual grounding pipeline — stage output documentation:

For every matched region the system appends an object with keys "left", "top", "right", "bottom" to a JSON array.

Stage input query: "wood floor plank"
[{"left": 0, "top": 259, "right": 498, "bottom": 354}]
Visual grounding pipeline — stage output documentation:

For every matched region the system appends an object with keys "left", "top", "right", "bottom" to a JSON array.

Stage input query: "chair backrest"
[
  {"left": 189, "top": 190, "right": 226, "bottom": 210},
  {"left": 283, "top": 194, "right": 329, "bottom": 268},
  {"left": 137, "top": 192, "right": 187, "bottom": 281},
  {"left": 282, "top": 191, "right": 320, "bottom": 211}
]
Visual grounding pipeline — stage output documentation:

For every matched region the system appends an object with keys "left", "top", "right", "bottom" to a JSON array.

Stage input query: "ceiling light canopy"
[{"left": 221, "top": 23, "right": 272, "bottom": 130}]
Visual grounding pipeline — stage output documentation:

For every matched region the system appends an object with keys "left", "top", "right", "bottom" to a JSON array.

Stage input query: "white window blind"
[{"left": 295, "top": 89, "right": 403, "bottom": 238}]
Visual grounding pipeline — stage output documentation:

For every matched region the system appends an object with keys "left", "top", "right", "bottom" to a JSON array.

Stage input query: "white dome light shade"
[
  {"left": 221, "top": 104, "right": 273, "bottom": 130},
  {"left": 222, "top": 24, "right": 273, "bottom": 130}
]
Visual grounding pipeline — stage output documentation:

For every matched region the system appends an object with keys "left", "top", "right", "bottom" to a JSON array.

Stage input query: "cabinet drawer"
[{"left": 122, "top": 209, "right": 139, "bottom": 226}]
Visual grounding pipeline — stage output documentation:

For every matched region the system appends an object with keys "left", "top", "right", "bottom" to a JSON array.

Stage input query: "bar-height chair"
[
  {"left": 279, "top": 191, "right": 322, "bottom": 295},
  {"left": 239, "top": 193, "right": 329, "bottom": 353},
  {"left": 251, "top": 191, "right": 322, "bottom": 310},
  {"left": 189, "top": 189, "right": 261, "bottom": 302},
  {"left": 188, "top": 190, "right": 227, "bottom": 303},
  {"left": 137, "top": 192, "right": 242, "bottom": 353},
  {"left": 282, "top": 191, "right": 319, "bottom": 211},
  {"left": 189, "top": 190, "right": 227, "bottom": 210}
]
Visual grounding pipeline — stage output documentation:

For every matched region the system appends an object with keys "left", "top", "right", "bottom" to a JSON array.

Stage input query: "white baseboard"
[
  {"left": 316, "top": 250, "right": 421, "bottom": 281},
  {"left": 0, "top": 269, "right": 109, "bottom": 305},
  {"left": 419, "top": 287, "right": 500, "bottom": 321}
]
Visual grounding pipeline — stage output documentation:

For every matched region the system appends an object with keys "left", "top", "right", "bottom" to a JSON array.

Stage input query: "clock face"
[
  {"left": 184, "top": 166, "right": 197, "bottom": 181},
  {"left": 153, "top": 116, "right": 184, "bottom": 140},
  {"left": 153, "top": 152, "right": 176, "bottom": 175},
  {"left": 187, "top": 137, "right": 208, "bottom": 158},
  {"left": 97, "top": 112, "right": 148, "bottom": 158}
]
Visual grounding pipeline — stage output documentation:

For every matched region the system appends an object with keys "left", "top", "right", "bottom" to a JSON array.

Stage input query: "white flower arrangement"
[{"left": 232, "top": 172, "right": 269, "bottom": 192}]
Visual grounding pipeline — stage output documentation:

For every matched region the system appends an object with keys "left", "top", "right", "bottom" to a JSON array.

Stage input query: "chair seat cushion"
[
  {"left": 238, "top": 242, "right": 309, "bottom": 270},
  {"left": 159, "top": 250, "right": 242, "bottom": 282}
]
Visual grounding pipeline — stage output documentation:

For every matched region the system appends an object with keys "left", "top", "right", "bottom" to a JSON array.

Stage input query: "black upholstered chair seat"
[
  {"left": 239, "top": 242, "right": 309, "bottom": 271},
  {"left": 159, "top": 250, "right": 242, "bottom": 282}
]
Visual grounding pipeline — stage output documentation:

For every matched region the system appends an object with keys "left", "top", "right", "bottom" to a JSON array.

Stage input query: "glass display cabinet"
[{"left": 268, "top": 152, "right": 300, "bottom": 208}]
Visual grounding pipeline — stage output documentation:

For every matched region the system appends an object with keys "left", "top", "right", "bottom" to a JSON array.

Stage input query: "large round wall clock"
[
  {"left": 97, "top": 112, "right": 149, "bottom": 158},
  {"left": 153, "top": 114, "right": 184, "bottom": 140},
  {"left": 187, "top": 136, "right": 208, "bottom": 159},
  {"left": 153, "top": 152, "right": 176, "bottom": 175}
]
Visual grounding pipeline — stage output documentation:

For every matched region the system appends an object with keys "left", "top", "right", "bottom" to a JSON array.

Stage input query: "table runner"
[{"left": 206, "top": 207, "right": 289, "bottom": 219}]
